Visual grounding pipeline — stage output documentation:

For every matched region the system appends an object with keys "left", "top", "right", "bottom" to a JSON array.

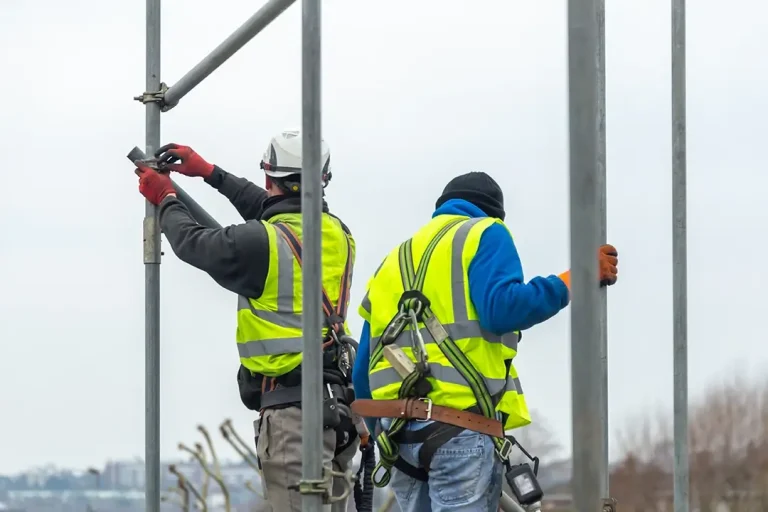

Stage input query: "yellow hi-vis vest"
[
  {"left": 359, "top": 214, "right": 531, "bottom": 431},
  {"left": 236, "top": 212, "right": 355, "bottom": 378}
]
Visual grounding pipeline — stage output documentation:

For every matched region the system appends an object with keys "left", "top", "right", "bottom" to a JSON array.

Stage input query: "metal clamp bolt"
[
  {"left": 133, "top": 82, "right": 170, "bottom": 110},
  {"left": 601, "top": 497, "right": 618, "bottom": 512}
]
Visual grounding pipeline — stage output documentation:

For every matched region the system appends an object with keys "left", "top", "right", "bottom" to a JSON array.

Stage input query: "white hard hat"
[{"left": 259, "top": 129, "right": 332, "bottom": 187}]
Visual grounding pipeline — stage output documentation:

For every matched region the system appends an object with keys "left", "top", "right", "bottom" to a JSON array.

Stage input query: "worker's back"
[
  {"left": 237, "top": 209, "right": 355, "bottom": 379},
  {"left": 363, "top": 213, "right": 529, "bottom": 428}
]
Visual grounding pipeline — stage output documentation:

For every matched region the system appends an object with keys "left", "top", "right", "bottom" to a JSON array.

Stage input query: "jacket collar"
[{"left": 260, "top": 194, "right": 329, "bottom": 221}]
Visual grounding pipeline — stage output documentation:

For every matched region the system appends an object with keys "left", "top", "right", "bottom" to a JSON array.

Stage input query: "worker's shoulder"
[
  {"left": 326, "top": 211, "right": 353, "bottom": 237},
  {"left": 232, "top": 218, "right": 271, "bottom": 243}
]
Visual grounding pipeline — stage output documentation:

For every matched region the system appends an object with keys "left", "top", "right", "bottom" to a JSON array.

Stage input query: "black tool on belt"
[{"left": 354, "top": 441, "right": 376, "bottom": 512}]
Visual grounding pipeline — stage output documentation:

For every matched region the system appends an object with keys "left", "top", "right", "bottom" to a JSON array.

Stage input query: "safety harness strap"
[
  {"left": 368, "top": 219, "right": 464, "bottom": 370},
  {"left": 369, "top": 218, "right": 466, "bottom": 487},
  {"left": 274, "top": 222, "right": 354, "bottom": 335},
  {"left": 369, "top": 218, "right": 512, "bottom": 488}
]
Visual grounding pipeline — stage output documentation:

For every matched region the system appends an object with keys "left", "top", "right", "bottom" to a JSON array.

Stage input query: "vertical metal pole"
[
  {"left": 144, "top": 0, "right": 162, "bottom": 510},
  {"left": 672, "top": 0, "right": 689, "bottom": 510},
  {"left": 568, "top": 0, "right": 603, "bottom": 510},
  {"left": 300, "top": 0, "right": 323, "bottom": 510},
  {"left": 596, "top": 0, "right": 610, "bottom": 497}
]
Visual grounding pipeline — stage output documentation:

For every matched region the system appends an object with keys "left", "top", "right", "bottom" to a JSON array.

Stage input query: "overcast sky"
[{"left": 0, "top": 0, "right": 765, "bottom": 475}]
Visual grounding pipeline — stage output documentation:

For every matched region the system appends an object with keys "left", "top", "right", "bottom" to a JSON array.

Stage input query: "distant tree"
[
  {"left": 507, "top": 409, "right": 564, "bottom": 465},
  {"left": 612, "top": 374, "right": 768, "bottom": 512}
]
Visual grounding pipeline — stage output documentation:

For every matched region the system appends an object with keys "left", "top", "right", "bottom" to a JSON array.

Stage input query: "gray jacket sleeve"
[
  {"left": 204, "top": 166, "right": 268, "bottom": 221},
  {"left": 158, "top": 196, "right": 270, "bottom": 298}
]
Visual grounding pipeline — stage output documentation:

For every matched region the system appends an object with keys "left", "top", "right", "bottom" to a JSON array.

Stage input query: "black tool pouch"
[
  {"left": 322, "top": 390, "right": 342, "bottom": 430},
  {"left": 237, "top": 365, "right": 264, "bottom": 411},
  {"left": 334, "top": 415, "right": 358, "bottom": 456}
]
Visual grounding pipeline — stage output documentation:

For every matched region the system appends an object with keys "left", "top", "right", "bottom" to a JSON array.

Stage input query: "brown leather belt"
[{"left": 351, "top": 398, "right": 504, "bottom": 439}]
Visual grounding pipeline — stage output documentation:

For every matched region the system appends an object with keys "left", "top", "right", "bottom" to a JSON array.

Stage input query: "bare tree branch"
[
  {"left": 195, "top": 442, "right": 210, "bottom": 502},
  {"left": 184, "top": 428, "right": 232, "bottom": 512},
  {"left": 169, "top": 463, "right": 205, "bottom": 512},
  {"left": 220, "top": 419, "right": 260, "bottom": 473}
]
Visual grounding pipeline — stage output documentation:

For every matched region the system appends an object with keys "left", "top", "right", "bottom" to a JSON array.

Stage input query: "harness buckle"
[
  {"left": 416, "top": 398, "right": 433, "bottom": 422},
  {"left": 496, "top": 437, "right": 513, "bottom": 461}
]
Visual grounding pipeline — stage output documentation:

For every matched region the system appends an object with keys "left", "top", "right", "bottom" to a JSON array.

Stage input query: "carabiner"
[{"left": 407, "top": 309, "right": 429, "bottom": 371}]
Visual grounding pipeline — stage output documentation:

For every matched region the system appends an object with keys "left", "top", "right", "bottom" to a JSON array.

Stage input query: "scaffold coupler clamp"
[
  {"left": 601, "top": 497, "right": 618, "bottom": 512},
  {"left": 296, "top": 466, "right": 355, "bottom": 504},
  {"left": 133, "top": 82, "right": 172, "bottom": 111}
]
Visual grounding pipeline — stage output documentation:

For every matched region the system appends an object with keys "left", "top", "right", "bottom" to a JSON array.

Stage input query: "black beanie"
[{"left": 435, "top": 172, "right": 505, "bottom": 221}]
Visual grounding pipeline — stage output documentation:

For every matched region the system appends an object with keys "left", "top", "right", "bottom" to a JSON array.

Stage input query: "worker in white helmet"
[{"left": 133, "top": 131, "right": 366, "bottom": 511}]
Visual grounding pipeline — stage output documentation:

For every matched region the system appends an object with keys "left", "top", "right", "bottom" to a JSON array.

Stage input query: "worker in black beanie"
[
  {"left": 435, "top": 171, "right": 506, "bottom": 221},
  {"left": 351, "top": 169, "right": 620, "bottom": 511}
]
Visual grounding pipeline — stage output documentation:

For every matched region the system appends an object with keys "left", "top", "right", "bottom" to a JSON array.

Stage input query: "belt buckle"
[
  {"left": 416, "top": 398, "right": 433, "bottom": 422},
  {"left": 495, "top": 437, "right": 513, "bottom": 461}
]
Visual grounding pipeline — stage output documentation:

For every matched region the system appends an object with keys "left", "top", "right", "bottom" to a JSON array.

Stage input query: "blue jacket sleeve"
[
  {"left": 352, "top": 321, "right": 372, "bottom": 400},
  {"left": 352, "top": 321, "right": 378, "bottom": 434},
  {"left": 468, "top": 223, "right": 570, "bottom": 334}
]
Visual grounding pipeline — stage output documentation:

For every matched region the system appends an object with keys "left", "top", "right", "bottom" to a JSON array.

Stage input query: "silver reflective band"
[
  {"left": 238, "top": 336, "right": 304, "bottom": 358},
  {"left": 369, "top": 363, "right": 523, "bottom": 398},
  {"left": 236, "top": 227, "right": 304, "bottom": 358},
  {"left": 360, "top": 259, "right": 384, "bottom": 316},
  {"left": 370, "top": 320, "right": 519, "bottom": 356},
  {"left": 360, "top": 292, "right": 371, "bottom": 316}
]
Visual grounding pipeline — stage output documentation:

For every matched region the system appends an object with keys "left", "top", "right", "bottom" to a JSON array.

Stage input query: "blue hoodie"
[{"left": 351, "top": 199, "right": 570, "bottom": 410}]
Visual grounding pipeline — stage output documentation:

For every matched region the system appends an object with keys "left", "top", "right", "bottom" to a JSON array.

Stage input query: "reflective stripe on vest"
[{"left": 237, "top": 233, "right": 304, "bottom": 358}]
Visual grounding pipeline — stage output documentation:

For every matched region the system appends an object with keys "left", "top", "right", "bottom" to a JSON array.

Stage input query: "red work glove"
[
  {"left": 557, "top": 244, "right": 619, "bottom": 291},
  {"left": 135, "top": 163, "right": 176, "bottom": 205},
  {"left": 154, "top": 143, "right": 214, "bottom": 179}
]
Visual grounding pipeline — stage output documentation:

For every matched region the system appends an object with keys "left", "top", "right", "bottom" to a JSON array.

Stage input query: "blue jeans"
[{"left": 382, "top": 419, "right": 503, "bottom": 512}]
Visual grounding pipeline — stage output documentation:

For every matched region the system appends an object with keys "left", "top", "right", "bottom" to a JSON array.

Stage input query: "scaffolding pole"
[
  {"left": 568, "top": 0, "right": 604, "bottom": 510},
  {"left": 300, "top": 0, "right": 324, "bottom": 510},
  {"left": 136, "top": 2, "right": 299, "bottom": 510},
  {"left": 671, "top": 0, "right": 689, "bottom": 510},
  {"left": 143, "top": 0, "right": 162, "bottom": 509},
  {"left": 162, "top": 0, "right": 297, "bottom": 110},
  {"left": 596, "top": 0, "right": 610, "bottom": 497}
]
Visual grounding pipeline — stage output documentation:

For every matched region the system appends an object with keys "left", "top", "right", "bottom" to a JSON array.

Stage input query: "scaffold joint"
[
  {"left": 601, "top": 497, "right": 618, "bottom": 512},
  {"left": 133, "top": 82, "right": 169, "bottom": 107},
  {"left": 293, "top": 467, "right": 355, "bottom": 504}
]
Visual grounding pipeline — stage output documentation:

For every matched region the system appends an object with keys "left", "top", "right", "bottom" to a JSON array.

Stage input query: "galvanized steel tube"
[
  {"left": 163, "top": 0, "right": 297, "bottom": 109},
  {"left": 143, "top": 0, "right": 162, "bottom": 509},
  {"left": 567, "top": 0, "right": 604, "bottom": 509},
  {"left": 300, "top": 0, "right": 324, "bottom": 510},
  {"left": 672, "top": 0, "right": 690, "bottom": 510}
]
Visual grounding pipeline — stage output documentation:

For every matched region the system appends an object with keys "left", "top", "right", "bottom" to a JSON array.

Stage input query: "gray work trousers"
[{"left": 256, "top": 405, "right": 359, "bottom": 512}]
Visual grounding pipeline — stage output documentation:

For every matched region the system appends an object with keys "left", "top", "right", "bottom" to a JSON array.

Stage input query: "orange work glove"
[
  {"left": 598, "top": 244, "right": 618, "bottom": 286},
  {"left": 557, "top": 244, "right": 619, "bottom": 291}
]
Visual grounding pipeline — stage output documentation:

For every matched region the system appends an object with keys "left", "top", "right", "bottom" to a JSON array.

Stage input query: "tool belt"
[{"left": 261, "top": 382, "right": 353, "bottom": 410}]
